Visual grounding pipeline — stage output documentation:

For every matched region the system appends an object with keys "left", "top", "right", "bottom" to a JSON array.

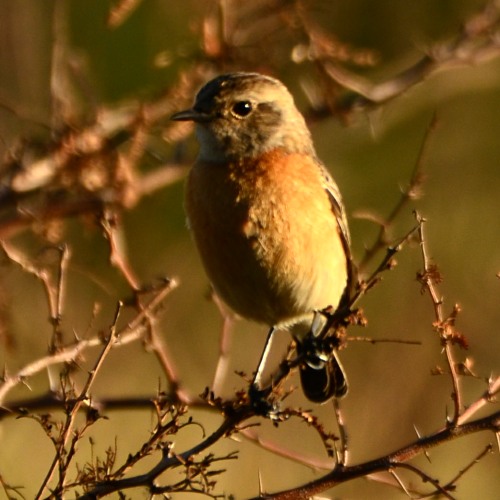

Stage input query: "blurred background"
[{"left": 0, "top": 0, "right": 499, "bottom": 498}]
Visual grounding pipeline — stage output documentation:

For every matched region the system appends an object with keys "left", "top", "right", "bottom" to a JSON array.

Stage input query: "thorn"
[{"left": 413, "top": 424, "right": 431, "bottom": 463}]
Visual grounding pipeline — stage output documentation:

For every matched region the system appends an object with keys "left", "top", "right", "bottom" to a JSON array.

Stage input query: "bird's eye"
[{"left": 231, "top": 101, "right": 253, "bottom": 118}]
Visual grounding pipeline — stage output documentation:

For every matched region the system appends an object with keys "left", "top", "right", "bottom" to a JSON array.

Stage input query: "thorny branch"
[
  {"left": 0, "top": 242, "right": 69, "bottom": 352},
  {"left": 355, "top": 113, "right": 437, "bottom": 274},
  {"left": 248, "top": 411, "right": 500, "bottom": 500},
  {"left": 0, "top": 276, "right": 177, "bottom": 407},
  {"left": 78, "top": 398, "right": 249, "bottom": 498},
  {"left": 100, "top": 209, "right": 192, "bottom": 403},
  {"left": 58, "top": 392, "right": 500, "bottom": 498},
  {"left": 34, "top": 305, "right": 121, "bottom": 499},
  {"left": 415, "top": 212, "right": 464, "bottom": 426}
]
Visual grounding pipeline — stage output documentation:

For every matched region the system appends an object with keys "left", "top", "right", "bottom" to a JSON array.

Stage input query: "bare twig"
[
  {"left": 415, "top": 212, "right": 462, "bottom": 426},
  {"left": 347, "top": 336, "right": 421, "bottom": 345},
  {"left": 79, "top": 406, "right": 249, "bottom": 497},
  {"left": 322, "top": 0, "right": 500, "bottom": 108},
  {"left": 388, "top": 468, "right": 415, "bottom": 499},
  {"left": 248, "top": 411, "right": 500, "bottom": 500},
  {"left": 100, "top": 208, "right": 191, "bottom": 403},
  {"left": 80, "top": 407, "right": 500, "bottom": 498},
  {"left": 458, "top": 374, "right": 500, "bottom": 425},
  {"left": 146, "top": 313, "right": 192, "bottom": 403},
  {"left": 0, "top": 474, "right": 25, "bottom": 500},
  {"left": 34, "top": 303, "right": 122, "bottom": 498},
  {"left": 0, "top": 278, "right": 177, "bottom": 407},
  {"left": 444, "top": 444, "right": 493, "bottom": 492},
  {"left": 356, "top": 114, "right": 437, "bottom": 273},
  {"left": 107, "top": 0, "right": 144, "bottom": 28},
  {"left": 0, "top": 65, "right": 205, "bottom": 240},
  {"left": 350, "top": 220, "right": 423, "bottom": 309},
  {"left": 393, "top": 462, "right": 456, "bottom": 499},
  {"left": 383, "top": 443, "right": 494, "bottom": 499},
  {"left": 101, "top": 209, "right": 140, "bottom": 290},
  {"left": 241, "top": 428, "right": 335, "bottom": 471}
]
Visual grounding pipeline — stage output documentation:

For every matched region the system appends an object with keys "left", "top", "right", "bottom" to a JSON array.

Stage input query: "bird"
[{"left": 171, "top": 72, "right": 355, "bottom": 403}]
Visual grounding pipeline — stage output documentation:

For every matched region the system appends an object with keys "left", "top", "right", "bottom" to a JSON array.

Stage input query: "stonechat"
[{"left": 171, "top": 72, "right": 355, "bottom": 403}]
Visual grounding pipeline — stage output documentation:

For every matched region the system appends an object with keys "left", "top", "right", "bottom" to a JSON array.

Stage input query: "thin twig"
[
  {"left": 322, "top": 0, "right": 500, "bottom": 108},
  {"left": 248, "top": 410, "right": 500, "bottom": 499},
  {"left": 107, "top": 0, "right": 144, "bottom": 28},
  {"left": 394, "top": 462, "right": 456, "bottom": 499},
  {"left": 0, "top": 279, "right": 177, "bottom": 406},
  {"left": 34, "top": 303, "right": 122, "bottom": 499},
  {"left": 388, "top": 468, "right": 415, "bottom": 499},
  {"left": 459, "top": 375, "right": 500, "bottom": 424},
  {"left": 443, "top": 444, "right": 493, "bottom": 492},
  {"left": 356, "top": 113, "right": 437, "bottom": 273},
  {"left": 101, "top": 210, "right": 140, "bottom": 290},
  {"left": 415, "top": 212, "right": 462, "bottom": 426},
  {"left": 241, "top": 428, "right": 335, "bottom": 471},
  {"left": 79, "top": 407, "right": 249, "bottom": 498},
  {"left": 350, "top": 220, "right": 423, "bottom": 309},
  {"left": 101, "top": 209, "right": 190, "bottom": 402},
  {"left": 348, "top": 336, "right": 421, "bottom": 345}
]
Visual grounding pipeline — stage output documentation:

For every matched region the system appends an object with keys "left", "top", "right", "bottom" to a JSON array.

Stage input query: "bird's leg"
[
  {"left": 250, "top": 326, "right": 275, "bottom": 391},
  {"left": 249, "top": 326, "right": 282, "bottom": 415}
]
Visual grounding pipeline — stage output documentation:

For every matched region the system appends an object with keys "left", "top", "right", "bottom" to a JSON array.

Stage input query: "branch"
[
  {"left": 0, "top": 278, "right": 177, "bottom": 407},
  {"left": 458, "top": 374, "right": 500, "bottom": 425},
  {"left": 356, "top": 113, "right": 437, "bottom": 273},
  {"left": 34, "top": 304, "right": 121, "bottom": 498},
  {"left": 250, "top": 411, "right": 500, "bottom": 500},
  {"left": 322, "top": 0, "right": 500, "bottom": 108},
  {"left": 415, "top": 212, "right": 463, "bottom": 426},
  {"left": 78, "top": 405, "right": 249, "bottom": 498},
  {"left": 100, "top": 208, "right": 193, "bottom": 404}
]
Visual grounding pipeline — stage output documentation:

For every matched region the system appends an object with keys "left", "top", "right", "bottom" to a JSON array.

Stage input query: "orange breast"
[{"left": 185, "top": 149, "right": 347, "bottom": 326}]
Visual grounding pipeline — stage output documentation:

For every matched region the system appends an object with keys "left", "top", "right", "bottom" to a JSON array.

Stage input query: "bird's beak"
[{"left": 170, "top": 108, "right": 211, "bottom": 123}]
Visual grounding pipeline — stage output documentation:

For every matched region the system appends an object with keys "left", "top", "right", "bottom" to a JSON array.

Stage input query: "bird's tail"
[{"left": 299, "top": 350, "right": 348, "bottom": 403}]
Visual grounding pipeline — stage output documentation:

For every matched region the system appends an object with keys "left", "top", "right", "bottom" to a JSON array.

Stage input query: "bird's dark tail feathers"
[{"left": 299, "top": 350, "right": 348, "bottom": 403}]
